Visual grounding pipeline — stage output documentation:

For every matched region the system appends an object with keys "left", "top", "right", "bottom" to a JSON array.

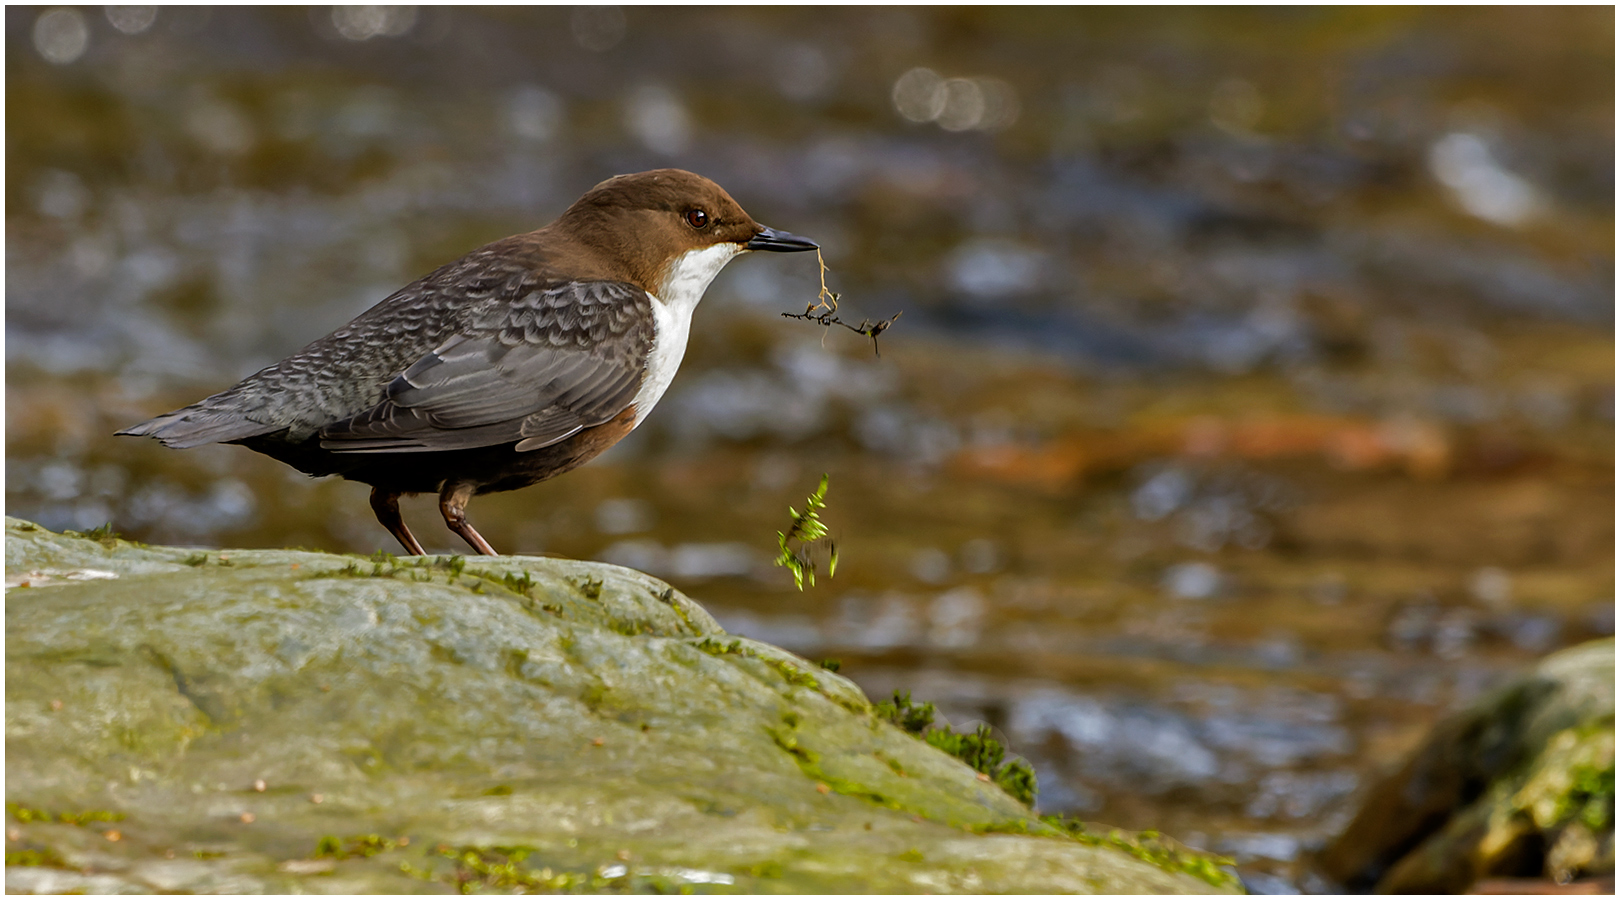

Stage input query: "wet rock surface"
[
  {"left": 4, "top": 518, "right": 1237, "bottom": 894},
  {"left": 1318, "top": 638, "right": 1614, "bottom": 892}
]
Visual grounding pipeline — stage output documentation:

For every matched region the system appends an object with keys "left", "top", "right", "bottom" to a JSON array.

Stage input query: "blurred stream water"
[{"left": 7, "top": 7, "right": 1612, "bottom": 890}]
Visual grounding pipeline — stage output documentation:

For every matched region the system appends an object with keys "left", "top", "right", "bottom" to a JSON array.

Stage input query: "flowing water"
[{"left": 7, "top": 7, "right": 1613, "bottom": 891}]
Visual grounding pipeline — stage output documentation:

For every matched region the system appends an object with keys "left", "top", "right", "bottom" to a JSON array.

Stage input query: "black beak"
[{"left": 746, "top": 226, "right": 818, "bottom": 252}]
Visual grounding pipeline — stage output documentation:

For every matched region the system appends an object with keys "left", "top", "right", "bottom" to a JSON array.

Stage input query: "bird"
[{"left": 118, "top": 169, "right": 818, "bottom": 556}]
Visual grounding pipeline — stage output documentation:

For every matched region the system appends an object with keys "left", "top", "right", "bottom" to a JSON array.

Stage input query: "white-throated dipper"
[{"left": 119, "top": 169, "right": 818, "bottom": 556}]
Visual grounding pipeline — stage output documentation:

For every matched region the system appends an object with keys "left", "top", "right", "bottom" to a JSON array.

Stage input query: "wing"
[{"left": 317, "top": 280, "right": 654, "bottom": 453}]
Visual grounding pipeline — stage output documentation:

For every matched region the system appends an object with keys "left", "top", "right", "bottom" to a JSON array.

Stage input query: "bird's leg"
[
  {"left": 439, "top": 482, "right": 498, "bottom": 556},
  {"left": 370, "top": 487, "right": 426, "bottom": 556}
]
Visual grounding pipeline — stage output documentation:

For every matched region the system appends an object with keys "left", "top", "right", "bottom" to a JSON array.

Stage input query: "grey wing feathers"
[{"left": 317, "top": 281, "right": 653, "bottom": 453}]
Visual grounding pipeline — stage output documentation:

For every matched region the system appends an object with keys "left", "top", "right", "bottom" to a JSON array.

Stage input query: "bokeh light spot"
[
  {"left": 892, "top": 67, "right": 946, "bottom": 123},
  {"left": 185, "top": 94, "right": 257, "bottom": 156},
  {"left": 33, "top": 8, "right": 89, "bottom": 65},
  {"left": 331, "top": 6, "right": 417, "bottom": 42},
  {"left": 1428, "top": 132, "right": 1544, "bottom": 227},
  {"left": 105, "top": 6, "right": 158, "bottom": 35},
  {"left": 34, "top": 169, "right": 90, "bottom": 220},
  {"left": 507, "top": 85, "right": 564, "bottom": 142},
  {"left": 624, "top": 84, "right": 691, "bottom": 155},
  {"left": 894, "top": 68, "right": 1018, "bottom": 132},
  {"left": 937, "top": 78, "right": 985, "bottom": 132}
]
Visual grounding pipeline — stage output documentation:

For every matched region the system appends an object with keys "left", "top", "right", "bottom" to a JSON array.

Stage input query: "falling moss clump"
[
  {"left": 874, "top": 691, "right": 1039, "bottom": 807},
  {"left": 774, "top": 474, "right": 837, "bottom": 591}
]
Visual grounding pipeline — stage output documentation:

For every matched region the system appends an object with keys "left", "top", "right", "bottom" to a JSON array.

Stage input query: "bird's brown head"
[{"left": 553, "top": 169, "right": 816, "bottom": 298}]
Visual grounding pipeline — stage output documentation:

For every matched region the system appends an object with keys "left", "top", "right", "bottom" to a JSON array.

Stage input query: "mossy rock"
[
  {"left": 5, "top": 518, "right": 1238, "bottom": 893},
  {"left": 1318, "top": 637, "right": 1615, "bottom": 892}
]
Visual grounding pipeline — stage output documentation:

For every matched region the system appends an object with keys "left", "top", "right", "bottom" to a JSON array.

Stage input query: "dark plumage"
[{"left": 119, "top": 169, "right": 817, "bottom": 555}]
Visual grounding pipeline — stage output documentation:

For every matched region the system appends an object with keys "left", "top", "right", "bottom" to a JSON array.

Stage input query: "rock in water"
[
  {"left": 1318, "top": 637, "right": 1615, "bottom": 892},
  {"left": 4, "top": 518, "right": 1237, "bottom": 894}
]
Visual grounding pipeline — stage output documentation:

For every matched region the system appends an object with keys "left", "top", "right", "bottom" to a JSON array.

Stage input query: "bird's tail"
[{"left": 116, "top": 405, "right": 279, "bottom": 449}]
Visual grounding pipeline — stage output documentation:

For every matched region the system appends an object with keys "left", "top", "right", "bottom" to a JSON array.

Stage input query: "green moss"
[
  {"left": 6, "top": 847, "right": 68, "bottom": 868},
  {"left": 925, "top": 725, "right": 1003, "bottom": 774},
  {"left": 875, "top": 691, "right": 935, "bottom": 735},
  {"left": 55, "top": 809, "right": 126, "bottom": 826},
  {"left": 741, "top": 860, "right": 782, "bottom": 879},
  {"left": 694, "top": 637, "right": 743, "bottom": 657},
  {"left": 6, "top": 803, "right": 125, "bottom": 826},
  {"left": 500, "top": 569, "right": 536, "bottom": 597},
  {"left": 994, "top": 759, "right": 1039, "bottom": 807},
  {"left": 325, "top": 553, "right": 551, "bottom": 601},
  {"left": 769, "top": 661, "right": 819, "bottom": 689},
  {"left": 986, "top": 817, "right": 1241, "bottom": 890},
  {"left": 314, "top": 833, "right": 406, "bottom": 859},
  {"left": 655, "top": 586, "right": 698, "bottom": 633},
  {"left": 64, "top": 522, "right": 121, "bottom": 546},
  {"left": 873, "top": 691, "right": 1037, "bottom": 807},
  {"left": 768, "top": 725, "right": 820, "bottom": 765},
  {"left": 1509, "top": 714, "right": 1616, "bottom": 844},
  {"left": 438, "top": 555, "right": 467, "bottom": 579},
  {"left": 694, "top": 637, "right": 821, "bottom": 691},
  {"left": 573, "top": 576, "right": 604, "bottom": 600},
  {"left": 767, "top": 717, "right": 899, "bottom": 810},
  {"left": 818, "top": 659, "right": 842, "bottom": 673},
  {"left": 6, "top": 804, "right": 51, "bottom": 824},
  {"left": 578, "top": 682, "right": 615, "bottom": 712},
  {"left": 437, "top": 845, "right": 601, "bottom": 893}
]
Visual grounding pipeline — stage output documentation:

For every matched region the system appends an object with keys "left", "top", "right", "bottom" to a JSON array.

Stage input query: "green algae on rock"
[{"left": 4, "top": 517, "right": 1238, "bottom": 894}]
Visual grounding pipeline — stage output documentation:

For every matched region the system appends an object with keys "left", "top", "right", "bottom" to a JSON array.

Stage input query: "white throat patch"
[{"left": 631, "top": 243, "right": 743, "bottom": 426}]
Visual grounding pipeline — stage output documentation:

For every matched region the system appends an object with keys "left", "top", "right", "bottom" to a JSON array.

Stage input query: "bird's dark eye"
[{"left": 685, "top": 209, "right": 708, "bottom": 229}]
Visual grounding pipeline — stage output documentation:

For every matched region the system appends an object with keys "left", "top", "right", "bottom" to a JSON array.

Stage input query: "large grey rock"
[
  {"left": 1318, "top": 638, "right": 1614, "bottom": 892},
  {"left": 5, "top": 518, "right": 1237, "bottom": 893}
]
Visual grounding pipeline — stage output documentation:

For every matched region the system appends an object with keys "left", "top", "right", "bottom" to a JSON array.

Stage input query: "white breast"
[{"left": 631, "top": 242, "right": 742, "bottom": 426}]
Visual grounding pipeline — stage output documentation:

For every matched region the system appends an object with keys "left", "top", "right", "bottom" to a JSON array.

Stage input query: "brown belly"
[{"left": 237, "top": 406, "right": 641, "bottom": 496}]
